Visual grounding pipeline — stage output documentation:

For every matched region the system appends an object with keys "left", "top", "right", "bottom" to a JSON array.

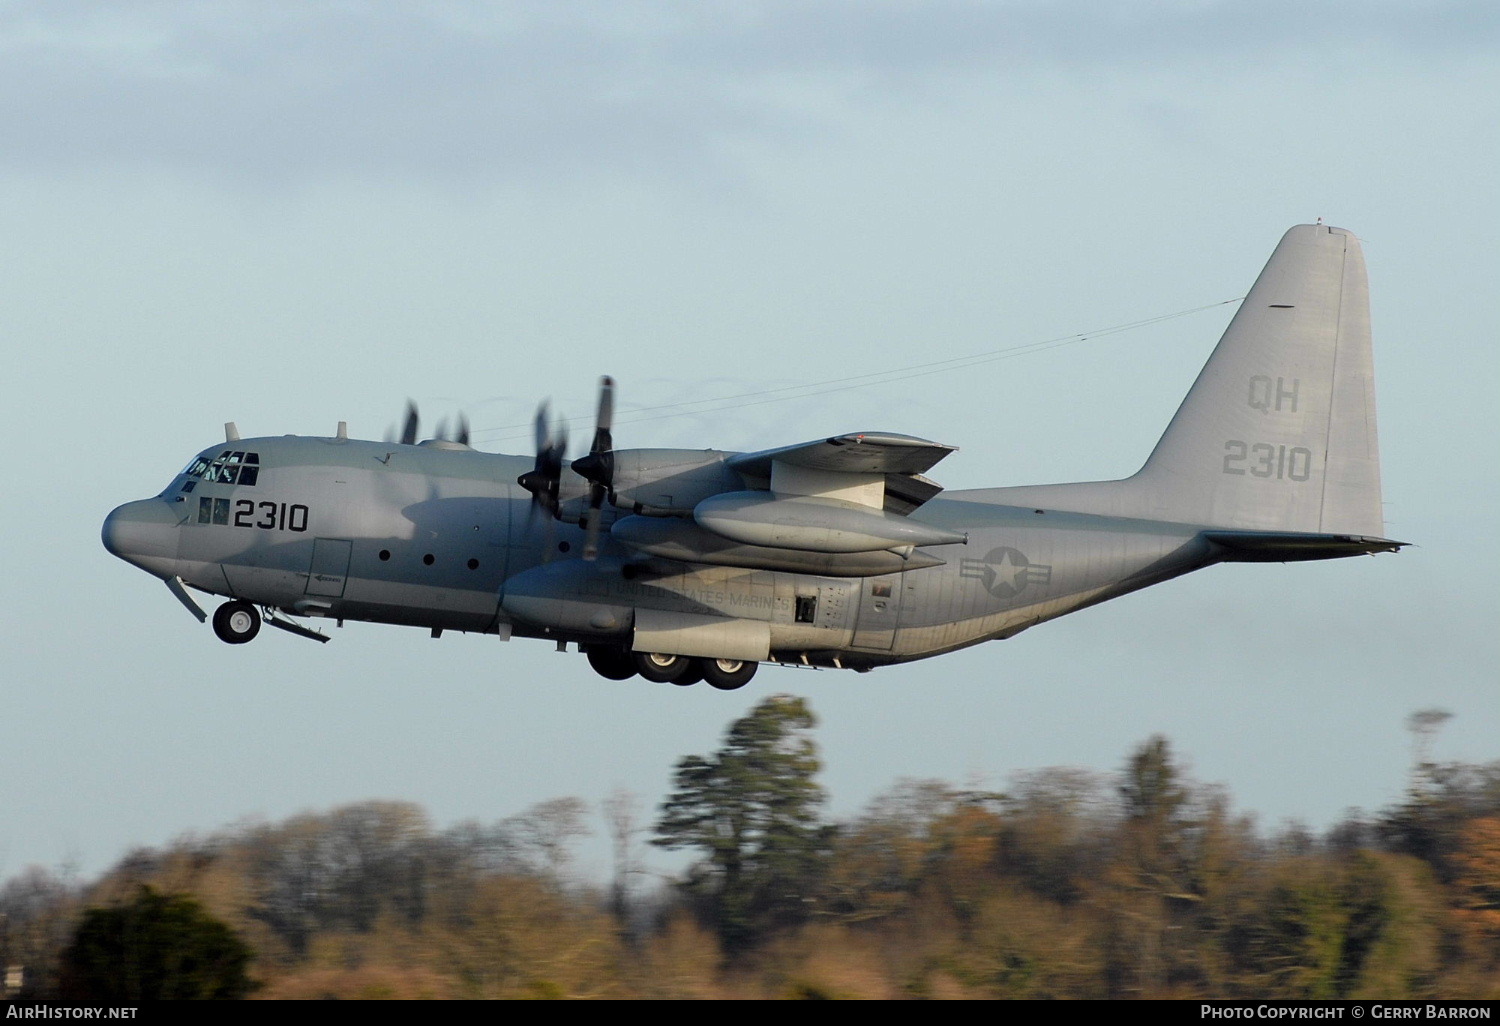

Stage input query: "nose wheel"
[{"left": 212, "top": 601, "right": 261, "bottom": 644}]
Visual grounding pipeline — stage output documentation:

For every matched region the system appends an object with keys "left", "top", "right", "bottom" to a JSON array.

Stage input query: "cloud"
[{"left": 0, "top": 1, "right": 1493, "bottom": 183}]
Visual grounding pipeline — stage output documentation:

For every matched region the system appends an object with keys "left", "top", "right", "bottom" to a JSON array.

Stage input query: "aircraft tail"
[{"left": 975, "top": 224, "right": 1388, "bottom": 537}]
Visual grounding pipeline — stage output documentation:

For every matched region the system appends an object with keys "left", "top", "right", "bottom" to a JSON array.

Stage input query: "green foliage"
[
  {"left": 1379, "top": 760, "right": 1500, "bottom": 885},
  {"left": 6, "top": 712, "right": 1498, "bottom": 999},
  {"left": 1118, "top": 734, "right": 1194, "bottom": 886},
  {"left": 60, "top": 886, "right": 253, "bottom": 1000},
  {"left": 1224, "top": 852, "right": 1442, "bottom": 999},
  {"left": 654, "top": 694, "right": 831, "bottom": 954}
]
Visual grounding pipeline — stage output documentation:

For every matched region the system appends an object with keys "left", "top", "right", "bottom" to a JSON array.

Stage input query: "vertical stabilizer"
[
  {"left": 1134, "top": 224, "right": 1383, "bottom": 533},
  {"left": 971, "top": 225, "right": 1386, "bottom": 536}
]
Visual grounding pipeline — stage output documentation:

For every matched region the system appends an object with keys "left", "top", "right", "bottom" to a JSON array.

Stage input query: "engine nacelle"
[{"left": 598, "top": 448, "right": 744, "bottom": 516}]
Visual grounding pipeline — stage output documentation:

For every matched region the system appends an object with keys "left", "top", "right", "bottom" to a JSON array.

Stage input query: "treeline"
[{"left": 3, "top": 696, "right": 1498, "bottom": 999}]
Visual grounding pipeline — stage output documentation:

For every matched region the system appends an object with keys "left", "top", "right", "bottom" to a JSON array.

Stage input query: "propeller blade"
[
  {"left": 580, "top": 375, "right": 616, "bottom": 561},
  {"left": 591, "top": 375, "right": 614, "bottom": 455},
  {"left": 456, "top": 413, "right": 470, "bottom": 447},
  {"left": 533, "top": 400, "right": 550, "bottom": 454},
  {"left": 572, "top": 377, "right": 617, "bottom": 485},
  {"left": 519, "top": 377, "right": 617, "bottom": 558},
  {"left": 517, "top": 400, "right": 567, "bottom": 519},
  {"left": 400, "top": 401, "right": 420, "bottom": 446}
]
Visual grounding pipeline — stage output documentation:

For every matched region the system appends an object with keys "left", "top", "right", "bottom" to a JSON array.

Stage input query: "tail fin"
[
  {"left": 1134, "top": 224, "right": 1383, "bottom": 533},
  {"left": 977, "top": 224, "right": 1387, "bottom": 536}
]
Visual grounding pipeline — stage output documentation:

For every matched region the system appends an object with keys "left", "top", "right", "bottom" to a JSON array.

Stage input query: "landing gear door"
[
  {"left": 851, "top": 573, "right": 902, "bottom": 650},
  {"left": 306, "top": 538, "right": 353, "bottom": 598}
]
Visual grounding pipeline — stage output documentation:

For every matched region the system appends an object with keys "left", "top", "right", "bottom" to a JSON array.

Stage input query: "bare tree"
[
  {"left": 602, "top": 789, "right": 641, "bottom": 933},
  {"left": 1406, "top": 708, "right": 1453, "bottom": 795}
]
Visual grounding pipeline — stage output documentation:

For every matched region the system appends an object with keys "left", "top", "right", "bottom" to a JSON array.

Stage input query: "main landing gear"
[{"left": 583, "top": 646, "right": 758, "bottom": 690}]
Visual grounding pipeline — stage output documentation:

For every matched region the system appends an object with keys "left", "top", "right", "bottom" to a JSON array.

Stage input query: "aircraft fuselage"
[{"left": 103, "top": 433, "right": 1219, "bottom": 672}]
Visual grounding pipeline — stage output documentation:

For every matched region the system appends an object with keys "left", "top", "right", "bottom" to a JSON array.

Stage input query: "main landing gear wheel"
[
  {"left": 634, "top": 651, "right": 694, "bottom": 684},
  {"left": 213, "top": 600, "right": 261, "bottom": 645},
  {"left": 586, "top": 646, "right": 637, "bottom": 681},
  {"left": 701, "top": 658, "right": 757, "bottom": 691}
]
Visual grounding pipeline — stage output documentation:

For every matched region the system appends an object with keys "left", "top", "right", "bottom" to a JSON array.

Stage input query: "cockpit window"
[
  {"left": 184, "top": 451, "right": 261, "bottom": 486},
  {"left": 198, "top": 496, "right": 231, "bottom": 524}
]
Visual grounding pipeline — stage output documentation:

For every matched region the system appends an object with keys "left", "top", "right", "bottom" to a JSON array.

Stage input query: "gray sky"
[{"left": 4, "top": 1, "right": 1497, "bottom": 882}]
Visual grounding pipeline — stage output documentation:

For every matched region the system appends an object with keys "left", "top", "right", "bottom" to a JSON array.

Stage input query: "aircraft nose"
[{"left": 103, "top": 498, "right": 183, "bottom": 578}]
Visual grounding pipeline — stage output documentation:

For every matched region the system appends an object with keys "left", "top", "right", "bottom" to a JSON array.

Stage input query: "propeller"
[
  {"left": 572, "top": 376, "right": 615, "bottom": 560},
  {"left": 433, "top": 414, "right": 471, "bottom": 446},
  {"left": 386, "top": 402, "right": 471, "bottom": 447},
  {"left": 384, "top": 401, "right": 422, "bottom": 445},
  {"left": 517, "top": 376, "right": 616, "bottom": 558},
  {"left": 516, "top": 400, "right": 568, "bottom": 521}
]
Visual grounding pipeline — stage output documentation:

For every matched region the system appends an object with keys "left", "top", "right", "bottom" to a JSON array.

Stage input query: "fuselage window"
[{"left": 795, "top": 594, "right": 818, "bottom": 623}]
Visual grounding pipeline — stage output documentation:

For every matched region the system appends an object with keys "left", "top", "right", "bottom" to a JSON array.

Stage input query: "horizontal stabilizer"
[{"left": 1204, "top": 530, "right": 1407, "bottom": 562}]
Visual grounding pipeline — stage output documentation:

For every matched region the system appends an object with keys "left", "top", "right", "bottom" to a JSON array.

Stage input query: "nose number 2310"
[{"left": 234, "top": 499, "right": 310, "bottom": 532}]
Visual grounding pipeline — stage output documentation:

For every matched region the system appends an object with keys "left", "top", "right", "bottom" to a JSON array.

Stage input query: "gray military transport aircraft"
[{"left": 103, "top": 224, "right": 1403, "bottom": 690}]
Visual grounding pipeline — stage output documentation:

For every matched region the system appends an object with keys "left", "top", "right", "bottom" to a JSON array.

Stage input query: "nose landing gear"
[
  {"left": 209, "top": 601, "right": 329, "bottom": 644},
  {"left": 212, "top": 600, "right": 261, "bottom": 644}
]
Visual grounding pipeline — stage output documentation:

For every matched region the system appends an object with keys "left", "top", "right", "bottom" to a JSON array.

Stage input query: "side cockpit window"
[
  {"left": 197, "top": 496, "right": 231, "bottom": 524},
  {"left": 184, "top": 450, "right": 261, "bottom": 487}
]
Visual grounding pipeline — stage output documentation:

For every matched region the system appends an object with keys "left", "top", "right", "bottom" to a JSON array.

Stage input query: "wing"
[{"left": 726, "top": 432, "right": 957, "bottom": 515}]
